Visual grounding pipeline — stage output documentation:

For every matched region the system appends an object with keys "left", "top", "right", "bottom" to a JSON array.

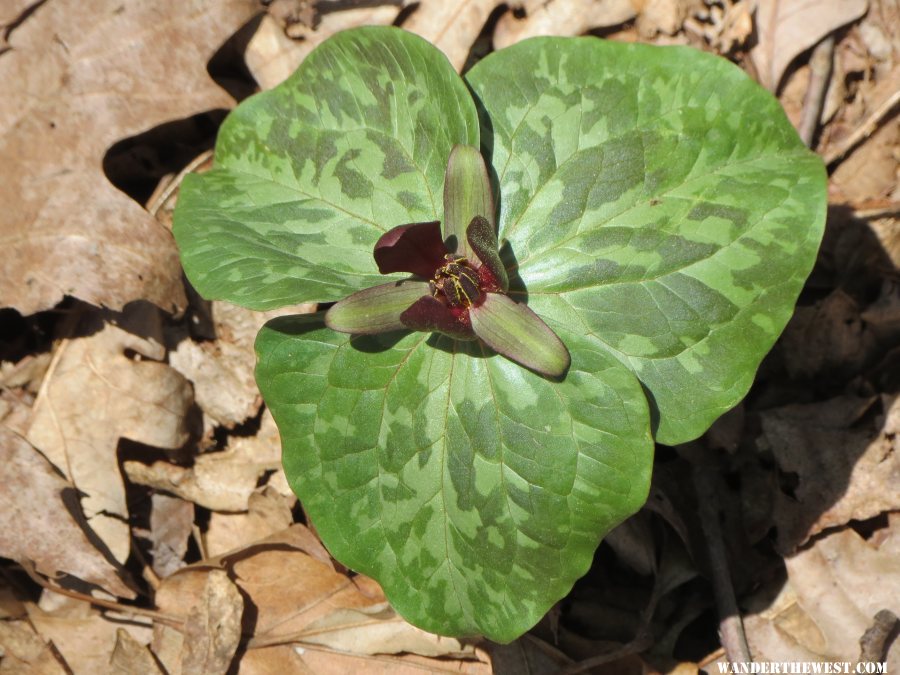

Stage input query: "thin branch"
[
  {"left": 20, "top": 561, "right": 184, "bottom": 630},
  {"left": 798, "top": 35, "right": 835, "bottom": 147},
  {"left": 691, "top": 457, "right": 752, "bottom": 665},
  {"left": 147, "top": 149, "right": 213, "bottom": 217},
  {"left": 557, "top": 629, "right": 653, "bottom": 675},
  {"left": 824, "top": 86, "right": 900, "bottom": 166}
]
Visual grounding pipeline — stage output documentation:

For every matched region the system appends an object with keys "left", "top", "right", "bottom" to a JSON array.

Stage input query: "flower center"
[{"left": 431, "top": 255, "right": 481, "bottom": 308}]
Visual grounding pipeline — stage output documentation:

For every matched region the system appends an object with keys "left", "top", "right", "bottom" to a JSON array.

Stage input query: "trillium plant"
[{"left": 173, "top": 27, "right": 826, "bottom": 642}]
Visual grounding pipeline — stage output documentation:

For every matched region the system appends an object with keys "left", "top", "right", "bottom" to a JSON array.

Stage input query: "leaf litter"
[{"left": 1, "top": 0, "right": 899, "bottom": 670}]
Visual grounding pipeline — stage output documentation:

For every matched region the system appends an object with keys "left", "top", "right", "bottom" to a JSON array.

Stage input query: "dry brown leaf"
[
  {"left": 246, "top": 6, "right": 404, "bottom": 90},
  {"left": 153, "top": 525, "right": 484, "bottom": 673},
  {"left": 180, "top": 570, "right": 244, "bottom": 675},
  {"left": 495, "top": 0, "right": 637, "bottom": 49},
  {"left": 110, "top": 628, "right": 166, "bottom": 675},
  {"left": 403, "top": 0, "right": 505, "bottom": 71},
  {"left": 205, "top": 486, "right": 295, "bottom": 557},
  {"left": 0, "top": 0, "right": 260, "bottom": 315},
  {"left": 759, "top": 395, "right": 900, "bottom": 553},
  {"left": 0, "top": 619, "right": 68, "bottom": 674},
  {"left": 744, "top": 527, "right": 900, "bottom": 666},
  {"left": 26, "top": 600, "right": 153, "bottom": 675},
  {"left": 26, "top": 308, "right": 194, "bottom": 563},
  {"left": 124, "top": 404, "right": 285, "bottom": 515},
  {"left": 169, "top": 301, "right": 313, "bottom": 429},
  {"left": 149, "top": 493, "right": 195, "bottom": 579},
  {"left": 0, "top": 427, "right": 134, "bottom": 598},
  {"left": 0, "top": 1, "right": 36, "bottom": 28},
  {"left": 751, "top": 0, "right": 869, "bottom": 91},
  {"left": 636, "top": 0, "right": 690, "bottom": 38},
  {"left": 779, "top": 289, "right": 875, "bottom": 379},
  {"left": 245, "top": 14, "right": 308, "bottom": 91}
]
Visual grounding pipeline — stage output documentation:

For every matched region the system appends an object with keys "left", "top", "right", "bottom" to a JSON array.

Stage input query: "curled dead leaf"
[
  {"left": 26, "top": 308, "right": 194, "bottom": 563},
  {"left": 0, "top": 427, "right": 134, "bottom": 598},
  {"left": 0, "top": 0, "right": 260, "bottom": 314}
]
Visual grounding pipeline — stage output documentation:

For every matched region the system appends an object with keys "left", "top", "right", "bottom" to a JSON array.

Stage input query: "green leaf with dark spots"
[
  {"left": 256, "top": 313, "right": 653, "bottom": 641},
  {"left": 466, "top": 38, "right": 826, "bottom": 444},
  {"left": 173, "top": 27, "right": 479, "bottom": 310}
]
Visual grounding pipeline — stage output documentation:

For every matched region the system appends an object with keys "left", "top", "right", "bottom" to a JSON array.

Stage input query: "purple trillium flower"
[{"left": 325, "top": 145, "right": 570, "bottom": 378}]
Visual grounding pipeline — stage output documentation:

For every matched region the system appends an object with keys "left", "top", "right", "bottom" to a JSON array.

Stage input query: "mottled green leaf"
[
  {"left": 256, "top": 314, "right": 653, "bottom": 642},
  {"left": 173, "top": 27, "right": 479, "bottom": 310},
  {"left": 466, "top": 38, "right": 826, "bottom": 444}
]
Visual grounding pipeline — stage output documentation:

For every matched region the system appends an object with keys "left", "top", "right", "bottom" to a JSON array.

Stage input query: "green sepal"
[
  {"left": 467, "top": 216, "right": 509, "bottom": 292},
  {"left": 469, "top": 294, "right": 570, "bottom": 377},
  {"left": 443, "top": 144, "right": 496, "bottom": 260},
  {"left": 325, "top": 280, "right": 429, "bottom": 334}
]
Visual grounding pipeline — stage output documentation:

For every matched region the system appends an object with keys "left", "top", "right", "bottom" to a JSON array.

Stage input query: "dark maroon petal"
[
  {"left": 466, "top": 215, "right": 509, "bottom": 292},
  {"left": 400, "top": 295, "right": 476, "bottom": 341},
  {"left": 373, "top": 221, "right": 448, "bottom": 278}
]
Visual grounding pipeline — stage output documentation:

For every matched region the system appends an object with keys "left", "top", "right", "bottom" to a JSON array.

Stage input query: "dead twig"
[
  {"left": 688, "top": 446, "right": 752, "bottom": 666},
  {"left": 20, "top": 561, "right": 184, "bottom": 630},
  {"left": 557, "top": 629, "right": 653, "bottom": 675},
  {"left": 147, "top": 149, "right": 214, "bottom": 217},
  {"left": 824, "top": 87, "right": 900, "bottom": 166},
  {"left": 858, "top": 609, "right": 899, "bottom": 664},
  {"left": 798, "top": 34, "right": 835, "bottom": 147}
]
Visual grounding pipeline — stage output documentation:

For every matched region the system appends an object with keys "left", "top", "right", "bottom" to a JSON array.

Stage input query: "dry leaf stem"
[
  {"left": 824, "top": 86, "right": 900, "bottom": 166},
  {"left": 798, "top": 34, "right": 835, "bottom": 147},
  {"left": 147, "top": 149, "right": 213, "bottom": 217},
  {"left": 690, "top": 458, "right": 752, "bottom": 665},
  {"left": 20, "top": 561, "right": 184, "bottom": 629}
]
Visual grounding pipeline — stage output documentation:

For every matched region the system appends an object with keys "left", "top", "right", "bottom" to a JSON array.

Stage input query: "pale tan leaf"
[
  {"left": 125, "top": 404, "right": 284, "bottom": 514},
  {"left": 495, "top": 0, "right": 637, "bottom": 49},
  {"left": 27, "top": 602, "right": 153, "bottom": 675},
  {"left": 636, "top": 0, "right": 689, "bottom": 37},
  {"left": 26, "top": 308, "right": 194, "bottom": 563},
  {"left": 244, "top": 14, "right": 308, "bottom": 91},
  {"left": 205, "top": 486, "right": 295, "bottom": 557},
  {"left": 153, "top": 525, "right": 484, "bottom": 673},
  {"left": 297, "top": 604, "right": 478, "bottom": 658},
  {"left": 246, "top": 6, "right": 403, "bottom": 90},
  {"left": 110, "top": 628, "right": 165, "bottom": 675},
  {"left": 0, "top": 619, "right": 68, "bottom": 675},
  {"left": 0, "top": 427, "right": 134, "bottom": 598},
  {"left": 744, "top": 527, "right": 900, "bottom": 665},
  {"left": 751, "top": 0, "right": 869, "bottom": 90},
  {"left": 0, "top": 0, "right": 259, "bottom": 314},
  {"left": 180, "top": 570, "right": 244, "bottom": 675},
  {"left": 169, "top": 301, "right": 313, "bottom": 429},
  {"left": 124, "top": 446, "right": 280, "bottom": 513},
  {"left": 403, "top": 0, "right": 505, "bottom": 71},
  {"left": 149, "top": 493, "right": 195, "bottom": 579}
]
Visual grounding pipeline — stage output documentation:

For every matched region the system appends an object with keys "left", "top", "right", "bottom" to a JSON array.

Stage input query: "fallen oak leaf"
[
  {"left": 402, "top": 0, "right": 506, "bottom": 71},
  {"left": 180, "top": 570, "right": 244, "bottom": 675},
  {"left": 494, "top": 0, "right": 637, "bottom": 50},
  {"left": 0, "top": 426, "right": 134, "bottom": 599},
  {"left": 0, "top": 0, "right": 259, "bottom": 314},
  {"left": 751, "top": 0, "right": 868, "bottom": 91},
  {"left": 26, "top": 307, "right": 194, "bottom": 564}
]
